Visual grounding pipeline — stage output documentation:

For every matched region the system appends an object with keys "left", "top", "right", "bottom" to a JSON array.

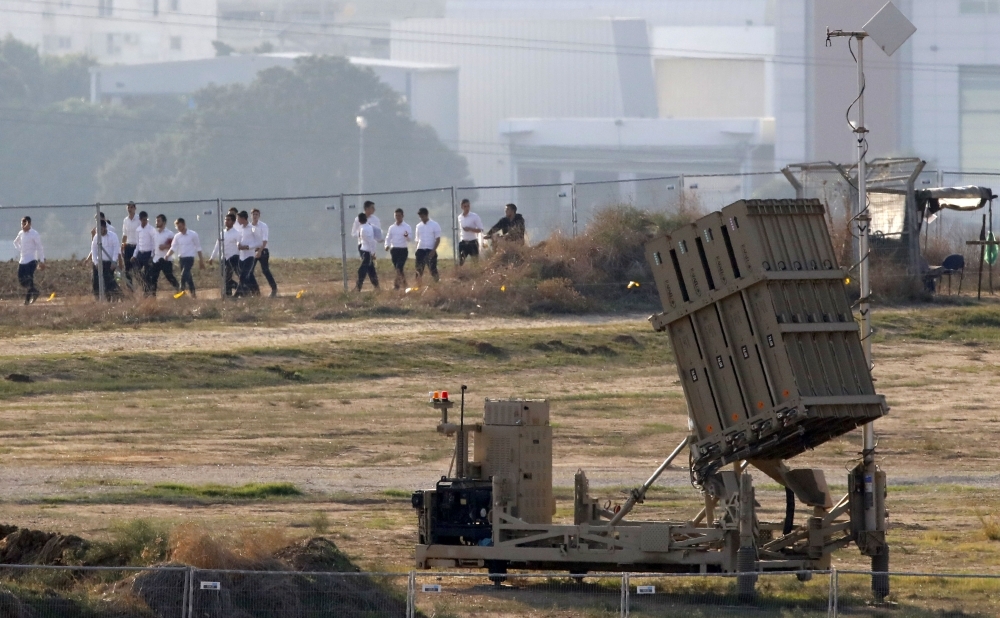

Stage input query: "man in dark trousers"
[
  {"left": 13, "top": 216, "right": 44, "bottom": 305},
  {"left": 356, "top": 213, "right": 380, "bottom": 291},
  {"left": 210, "top": 213, "right": 241, "bottom": 297},
  {"left": 147, "top": 214, "right": 180, "bottom": 296},
  {"left": 236, "top": 210, "right": 262, "bottom": 297},
  {"left": 120, "top": 201, "right": 140, "bottom": 292},
  {"left": 91, "top": 220, "right": 123, "bottom": 301},
  {"left": 383, "top": 208, "right": 412, "bottom": 290},
  {"left": 485, "top": 203, "right": 526, "bottom": 244},
  {"left": 251, "top": 208, "right": 278, "bottom": 297}
]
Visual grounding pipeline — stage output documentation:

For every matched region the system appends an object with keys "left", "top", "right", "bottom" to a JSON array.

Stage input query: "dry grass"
[
  {"left": 169, "top": 523, "right": 293, "bottom": 569},
  {"left": 978, "top": 511, "right": 1000, "bottom": 541}
]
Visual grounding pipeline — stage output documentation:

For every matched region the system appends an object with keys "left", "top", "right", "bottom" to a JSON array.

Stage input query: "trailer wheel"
[
  {"left": 736, "top": 547, "right": 758, "bottom": 603},
  {"left": 796, "top": 571, "right": 812, "bottom": 582},
  {"left": 486, "top": 560, "right": 508, "bottom": 587},
  {"left": 872, "top": 547, "right": 890, "bottom": 603}
]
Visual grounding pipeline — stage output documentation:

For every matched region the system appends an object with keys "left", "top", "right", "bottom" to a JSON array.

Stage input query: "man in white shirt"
[
  {"left": 91, "top": 219, "right": 122, "bottom": 301},
  {"left": 131, "top": 211, "right": 157, "bottom": 294},
  {"left": 236, "top": 210, "right": 263, "bottom": 297},
  {"left": 83, "top": 212, "right": 117, "bottom": 265},
  {"left": 209, "top": 213, "right": 241, "bottom": 297},
  {"left": 121, "top": 201, "right": 141, "bottom": 292},
  {"left": 251, "top": 208, "right": 278, "bottom": 297},
  {"left": 356, "top": 212, "right": 380, "bottom": 291},
  {"left": 351, "top": 201, "right": 381, "bottom": 256},
  {"left": 384, "top": 208, "right": 412, "bottom": 290},
  {"left": 457, "top": 198, "right": 484, "bottom": 266},
  {"left": 147, "top": 214, "right": 180, "bottom": 296},
  {"left": 13, "top": 216, "right": 44, "bottom": 305},
  {"left": 164, "top": 218, "right": 204, "bottom": 298},
  {"left": 414, "top": 207, "right": 441, "bottom": 283}
]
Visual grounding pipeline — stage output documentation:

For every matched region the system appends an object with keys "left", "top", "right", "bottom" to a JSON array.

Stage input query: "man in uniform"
[
  {"left": 165, "top": 218, "right": 204, "bottom": 298},
  {"left": 457, "top": 199, "right": 483, "bottom": 265},
  {"left": 131, "top": 211, "right": 157, "bottom": 294},
  {"left": 210, "top": 213, "right": 241, "bottom": 297},
  {"left": 147, "top": 214, "right": 180, "bottom": 296},
  {"left": 414, "top": 207, "right": 441, "bottom": 283},
  {"left": 383, "top": 208, "right": 411, "bottom": 290},
  {"left": 13, "top": 216, "right": 44, "bottom": 305},
  {"left": 121, "top": 201, "right": 141, "bottom": 291},
  {"left": 91, "top": 220, "right": 122, "bottom": 301},
  {"left": 236, "top": 210, "right": 262, "bottom": 297},
  {"left": 251, "top": 208, "right": 278, "bottom": 297}
]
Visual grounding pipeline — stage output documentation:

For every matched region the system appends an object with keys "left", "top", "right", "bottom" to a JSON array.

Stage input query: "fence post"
[
  {"left": 620, "top": 572, "right": 629, "bottom": 618},
  {"left": 339, "top": 194, "right": 348, "bottom": 293},
  {"left": 406, "top": 570, "right": 415, "bottom": 618},
  {"left": 451, "top": 186, "right": 458, "bottom": 263},
  {"left": 571, "top": 182, "right": 578, "bottom": 238},
  {"left": 828, "top": 568, "right": 838, "bottom": 618},
  {"left": 185, "top": 567, "right": 194, "bottom": 618},
  {"left": 94, "top": 202, "right": 105, "bottom": 302},
  {"left": 217, "top": 198, "right": 225, "bottom": 300}
]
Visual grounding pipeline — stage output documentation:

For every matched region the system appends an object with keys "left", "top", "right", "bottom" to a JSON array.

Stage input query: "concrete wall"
[{"left": 657, "top": 58, "right": 766, "bottom": 118}]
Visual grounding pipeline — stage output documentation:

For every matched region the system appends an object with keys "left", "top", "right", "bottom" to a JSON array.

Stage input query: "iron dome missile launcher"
[{"left": 412, "top": 199, "right": 890, "bottom": 600}]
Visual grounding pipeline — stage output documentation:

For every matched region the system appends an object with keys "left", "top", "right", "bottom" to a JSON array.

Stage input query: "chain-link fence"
[
  {"left": 2, "top": 566, "right": 998, "bottom": 617},
  {"left": 4, "top": 169, "right": 1000, "bottom": 301}
]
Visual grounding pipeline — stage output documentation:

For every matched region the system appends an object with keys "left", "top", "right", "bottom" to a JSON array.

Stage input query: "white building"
[
  {"left": 0, "top": 0, "right": 218, "bottom": 64},
  {"left": 390, "top": 18, "right": 659, "bottom": 187}
]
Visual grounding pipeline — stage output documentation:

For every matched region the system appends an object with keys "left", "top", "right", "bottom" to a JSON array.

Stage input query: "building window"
[
  {"left": 98, "top": 0, "right": 113, "bottom": 16},
  {"left": 960, "top": 66, "right": 1000, "bottom": 170},
  {"left": 59, "top": 36, "right": 72, "bottom": 49},
  {"left": 153, "top": 0, "right": 158, "bottom": 16},
  {"left": 960, "top": 0, "right": 1000, "bottom": 13},
  {"left": 170, "top": 36, "right": 182, "bottom": 50},
  {"left": 170, "top": 0, "right": 179, "bottom": 11}
]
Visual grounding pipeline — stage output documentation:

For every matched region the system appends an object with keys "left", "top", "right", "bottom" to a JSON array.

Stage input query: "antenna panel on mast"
[{"left": 863, "top": 1, "right": 916, "bottom": 57}]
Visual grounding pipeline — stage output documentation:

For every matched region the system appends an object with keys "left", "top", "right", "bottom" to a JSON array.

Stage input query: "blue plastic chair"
[{"left": 938, "top": 254, "right": 965, "bottom": 295}]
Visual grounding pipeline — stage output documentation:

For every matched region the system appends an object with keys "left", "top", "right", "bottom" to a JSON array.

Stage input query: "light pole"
[
  {"left": 826, "top": 1, "right": 914, "bottom": 600},
  {"left": 356, "top": 114, "right": 367, "bottom": 198}
]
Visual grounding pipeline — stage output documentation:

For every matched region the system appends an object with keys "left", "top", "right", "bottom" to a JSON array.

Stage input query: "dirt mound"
[
  {"left": 272, "top": 537, "right": 359, "bottom": 573},
  {"left": 0, "top": 526, "right": 88, "bottom": 566}
]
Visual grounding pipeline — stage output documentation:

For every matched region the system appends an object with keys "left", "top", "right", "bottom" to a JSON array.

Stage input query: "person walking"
[
  {"left": 121, "top": 201, "right": 141, "bottom": 292},
  {"left": 131, "top": 211, "right": 157, "bottom": 294},
  {"left": 384, "top": 208, "right": 411, "bottom": 290},
  {"left": 236, "top": 210, "right": 262, "bottom": 297},
  {"left": 251, "top": 208, "right": 278, "bottom": 297},
  {"left": 485, "top": 203, "right": 526, "bottom": 244},
  {"left": 91, "top": 220, "right": 122, "bottom": 301},
  {"left": 457, "top": 198, "right": 484, "bottom": 265},
  {"left": 147, "top": 214, "right": 180, "bottom": 296},
  {"left": 414, "top": 207, "right": 441, "bottom": 284},
  {"left": 352, "top": 201, "right": 381, "bottom": 255},
  {"left": 356, "top": 213, "right": 380, "bottom": 291},
  {"left": 13, "top": 216, "right": 44, "bottom": 305},
  {"left": 209, "top": 213, "right": 241, "bottom": 297},
  {"left": 165, "top": 218, "right": 204, "bottom": 298}
]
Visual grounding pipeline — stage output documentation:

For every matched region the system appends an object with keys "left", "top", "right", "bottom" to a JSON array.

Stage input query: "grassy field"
[{"left": 1, "top": 302, "right": 1000, "bottom": 614}]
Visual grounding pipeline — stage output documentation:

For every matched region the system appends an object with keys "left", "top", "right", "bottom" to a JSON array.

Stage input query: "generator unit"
[{"left": 413, "top": 199, "right": 891, "bottom": 601}]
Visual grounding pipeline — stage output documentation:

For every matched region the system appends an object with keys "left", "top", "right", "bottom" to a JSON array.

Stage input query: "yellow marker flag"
[
  {"left": 500, "top": 285, "right": 506, "bottom": 292},
  {"left": 47, "top": 293, "right": 56, "bottom": 301},
  {"left": 296, "top": 290, "right": 305, "bottom": 299},
  {"left": 173, "top": 290, "right": 185, "bottom": 299},
  {"left": 627, "top": 281, "right": 640, "bottom": 289}
]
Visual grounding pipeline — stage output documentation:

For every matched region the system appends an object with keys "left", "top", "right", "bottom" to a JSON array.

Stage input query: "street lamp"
[{"left": 356, "top": 114, "right": 368, "bottom": 198}]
